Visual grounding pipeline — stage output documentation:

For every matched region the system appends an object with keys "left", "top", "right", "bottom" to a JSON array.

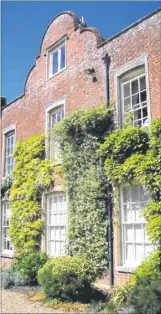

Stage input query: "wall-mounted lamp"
[{"left": 84, "top": 68, "right": 97, "bottom": 82}]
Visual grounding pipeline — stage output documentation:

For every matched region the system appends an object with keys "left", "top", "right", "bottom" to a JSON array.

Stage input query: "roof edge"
[
  {"left": 2, "top": 94, "right": 24, "bottom": 110},
  {"left": 99, "top": 6, "right": 161, "bottom": 47}
]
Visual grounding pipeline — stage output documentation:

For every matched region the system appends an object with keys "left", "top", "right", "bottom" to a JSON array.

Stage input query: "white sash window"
[{"left": 47, "top": 193, "right": 67, "bottom": 256}]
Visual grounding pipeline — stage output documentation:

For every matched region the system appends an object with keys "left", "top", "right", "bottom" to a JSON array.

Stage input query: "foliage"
[
  {"left": 12, "top": 250, "right": 48, "bottom": 285},
  {"left": 109, "top": 282, "right": 132, "bottom": 307},
  {"left": 45, "top": 299, "right": 87, "bottom": 312},
  {"left": 133, "top": 250, "right": 161, "bottom": 280},
  {"left": 9, "top": 134, "right": 54, "bottom": 251},
  {"left": 98, "top": 126, "right": 149, "bottom": 184},
  {"left": 99, "top": 118, "right": 161, "bottom": 245},
  {"left": 129, "top": 252, "right": 161, "bottom": 313},
  {"left": 129, "top": 273, "right": 161, "bottom": 314},
  {"left": 38, "top": 255, "right": 97, "bottom": 301},
  {"left": 1, "top": 267, "right": 27, "bottom": 289},
  {"left": 1, "top": 175, "right": 13, "bottom": 199},
  {"left": 52, "top": 105, "right": 113, "bottom": 270}
]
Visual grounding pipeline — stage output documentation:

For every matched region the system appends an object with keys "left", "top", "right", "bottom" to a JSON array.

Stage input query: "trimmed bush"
[
  {"left": 128, "top": 251, "right": 161, "bottom": 314},
  {"left": 1, "top": 268, "right": 27, "bottom": 289},
  {"left": 12, "top": 250, "right": 48, "bottom": 285},
  {"left": 129, "top": 273, "right": 161, "bottom": 314},
  {"left": 38, "top": 255, "right": 97, "bottom": 301}
]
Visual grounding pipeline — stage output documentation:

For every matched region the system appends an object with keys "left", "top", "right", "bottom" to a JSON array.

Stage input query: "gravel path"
[{"left": 1, "top": 287, "right": 58, "bottom": 313}]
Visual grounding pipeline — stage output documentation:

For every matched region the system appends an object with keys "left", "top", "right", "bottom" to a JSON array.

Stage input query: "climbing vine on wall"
[
  {"left": 9, "top": 134, "right": 54, "bottom": 252},
  {"left": 53, "top": 105, "right": 113, "bottom": 271},
  {"left": 99, "top": 118, "right": 161, "bottom": 247}
]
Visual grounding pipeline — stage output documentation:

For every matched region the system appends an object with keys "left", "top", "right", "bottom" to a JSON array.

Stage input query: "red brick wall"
[{"left": 1, "top": 9, "right": 161, "bottom": 282}]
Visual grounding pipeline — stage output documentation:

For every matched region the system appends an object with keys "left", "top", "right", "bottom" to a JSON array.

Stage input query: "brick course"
[{"left": 1, "top": 9, "right": 161, "bottom": 284}]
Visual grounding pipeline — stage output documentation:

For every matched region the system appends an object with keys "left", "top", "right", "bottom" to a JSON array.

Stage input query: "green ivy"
[
  {"left": 99, "top": 118, "right": 161, "bottom": 245},
  {"left": 9, "top": 134, "right": 54, "bottom": 252},
  {"left": 53, "top": 105, "right": 113, "bottom": 271}
]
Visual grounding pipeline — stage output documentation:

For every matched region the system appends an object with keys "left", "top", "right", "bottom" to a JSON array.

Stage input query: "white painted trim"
[
  {"left": 45, "top": 97, "right": 65, "bottom": 161},
  {"left": 45, "top": 191, "right": 68, "bottom": 257},
  {"left": 2, "top": 124, "right": 16, "bottom": 179},
  {"left": 46, "top": 38, "right": 67, "bottom": 80}
]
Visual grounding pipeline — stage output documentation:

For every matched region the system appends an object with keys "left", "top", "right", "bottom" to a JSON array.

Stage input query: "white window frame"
[
  {"left": 2, "top": 124, "right": 16, "bottom": 179},
  {"left": 1, "top": 201, "right": 14, "bottom": 257},
  {"left": 5, "top": 132, "right": 15, "bottom": 176},
  {"left": 47, "top": 39, "right": 66, "bottom": 79},
  {"left": 46, "top": 97, "right": 65, "bottom": 161},
  {"left": 46, "top": 192, "right": 67, "bottom": 257},
  {"left": 121, "top": 71, "right": 148, "bottom": 128},
  {"left": 114, "top": 54, "right": 151, "bottom": 128},
  {"left": 119, "top": 185, "right": 154, "bottom": 269}
]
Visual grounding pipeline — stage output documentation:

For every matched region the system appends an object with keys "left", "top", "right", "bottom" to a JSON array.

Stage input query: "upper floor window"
[
  {"left": 120, "top": 185, "right": 154, "bottom": 267},
  {"left": 47, "top": 40, "right": 66, "bottom": 78},
  {"left": 120, "top": 66, "right": 149, "bottom": 128},
  {"left": 49, "top": 106, "right": 64, "bottom": 128},
  {"left": 5, "top": 131, "right": 15, "bottom": 176}
]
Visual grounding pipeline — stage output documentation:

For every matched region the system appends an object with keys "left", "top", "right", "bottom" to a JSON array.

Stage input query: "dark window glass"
[
  {"left": 140, "top": 76, "right": 146, "bottom": 91},
  {"left": 60, "top": 46, "right": 65, "bottom": 69},
  {"left": 141, "top": 91, "right": 147, "bottom": 102},
  {"left": 53, "top": 51, "right": 58, "bottom": 74},
  {"left": 132, "top": 80, "right": 138, "bottom": 95},
  {"left": 124, "top": 97, "right": 131, "bottom": 112},
  {"left": 123, "top": 83, "right": 130, "bottom": 98},
  {"left": 132, "top": 93, "right": 139, "bottom": 106}
]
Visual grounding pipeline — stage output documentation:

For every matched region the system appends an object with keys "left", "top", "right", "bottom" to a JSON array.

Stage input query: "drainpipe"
[{"left": 102, "top": 54, "right": 114, "bottom": 287}]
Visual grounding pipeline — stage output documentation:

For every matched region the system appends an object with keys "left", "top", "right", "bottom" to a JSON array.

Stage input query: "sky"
[{"left": 2, "top": 1, "right": 160, "bottom": 103}]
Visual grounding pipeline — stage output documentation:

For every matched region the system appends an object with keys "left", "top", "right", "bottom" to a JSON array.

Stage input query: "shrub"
[
  {"left": 128, "top": 251, "right": 161, "bottom": 314},
  {"left": 109, "top": 282, "right": 132, "bottom": 307},
  {"left": 133, "top": 250, "right": 161, "bottom": 280},
  {"left": 38, "top": 255, "right": 97, "bottom": 301},
  {"left": 12, "top": 250, "right": 48, "bottom": 285},
  {"left": 1, "top": 267, "right": 27, "bottom": 289},
  {"left": 129, "top": 273, "right": 161, "bottom": 314}
]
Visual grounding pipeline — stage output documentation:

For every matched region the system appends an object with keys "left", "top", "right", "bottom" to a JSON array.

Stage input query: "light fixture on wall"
[{"left": 84, "top": 68, "right": 97, "bottom": 82}]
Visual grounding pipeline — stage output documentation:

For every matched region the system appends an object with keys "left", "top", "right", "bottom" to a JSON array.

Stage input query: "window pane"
[
  {"left": 142, "top": 107, "right": 148, "bottom": 118},
  {"left": 57, "top": 110, "right": 62, "bottom": 122},
  {"left": 134, "top": 109, "right": 141, "bottom": 121},
  {"left": 132, "top": 93, "right": 139, "bottom": 106},
  {"left": 134, "top": 120, "right": 142, "bottom": 127},
  {"left": 141, "top": 91, "right": 147, "bottom": 102},
  {"left": 131, "top": 186, "right": 139, "bottom": 202},
  {"left": 140, "top": 76, "right": 146, "bottom": 91},
  {"left": 135, "top": 244, "right": 144, "bottom": 261},
  {"left": 60, "top": 46, "right": 65, "bottom": 69},
  {"left": 124, "top": 205, "right": 131, "bottom": 222},
  {"left": 124, "top": 98, "right": 131, "bottom": 113},
  {"left": 53, "top": 51, "right": 58, "bottom": 74},
  {"left": 132, "top": 80, "right": 138, "bottom": 95},
  {"left": 135, "top": 225, "right": 143, "bottom": 242},
  {"left": 122, "top": 186, "right": 130, "bottom": 203},
  {"left": 123, "top": 83, "right": 130, "bottom": 98},
  {"left": 126, "top": 225, "right": 134, "bottom": 242},
  {"left": 126, "top": 244, "right": 134, "bottom": 261}
]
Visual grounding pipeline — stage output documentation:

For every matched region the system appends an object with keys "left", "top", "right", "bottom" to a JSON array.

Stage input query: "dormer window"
[{"left": 47, "top": 40, "right": 66, "bottom": 78}]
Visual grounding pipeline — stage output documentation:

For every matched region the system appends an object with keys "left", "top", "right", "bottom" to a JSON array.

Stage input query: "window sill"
[
  {"left": 46, "top": 67, "right": 66, "bottom": 81},
  {"left": 116, "top": 265, "right": 136, "bottom": 273},
  {"left": 1, "top": 250, "right": 14, "bottom": 258}
]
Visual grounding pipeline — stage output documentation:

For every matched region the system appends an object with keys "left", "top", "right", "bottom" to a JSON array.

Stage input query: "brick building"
[{"left": 1, "top": 8, "right": 161, "bottom": 284}]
